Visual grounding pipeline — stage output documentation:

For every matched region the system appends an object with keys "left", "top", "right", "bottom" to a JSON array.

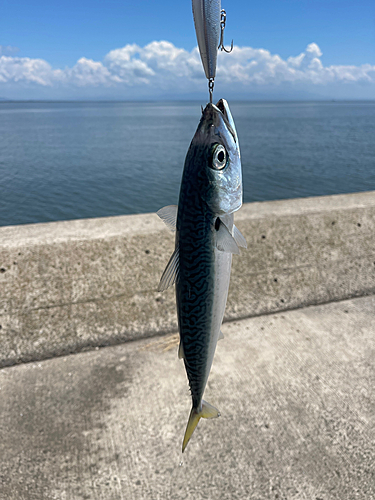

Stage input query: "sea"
[{"left": 0, "top": 100, "right": 374, "bottom": 227}]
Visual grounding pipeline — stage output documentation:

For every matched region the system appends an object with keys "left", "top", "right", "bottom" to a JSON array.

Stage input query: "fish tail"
[{"left": 182, "top": 400, "right": 220, "bottom": 452}]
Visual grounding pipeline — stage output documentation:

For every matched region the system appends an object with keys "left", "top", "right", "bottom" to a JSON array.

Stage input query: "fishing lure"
[{"left": 192, "top": 0, "right": 233, "bottom": 102}]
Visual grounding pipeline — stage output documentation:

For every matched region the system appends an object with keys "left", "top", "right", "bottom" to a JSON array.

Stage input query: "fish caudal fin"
[{"left": 182, "top": 400, "right": 220, "bottom": 452}]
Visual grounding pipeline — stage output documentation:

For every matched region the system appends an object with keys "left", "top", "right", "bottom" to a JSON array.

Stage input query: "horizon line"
[{"left": 1, "top": 98, "right": 375, "bottom": 104}]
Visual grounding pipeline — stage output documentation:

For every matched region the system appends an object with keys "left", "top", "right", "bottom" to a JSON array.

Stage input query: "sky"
[{"left": 1, "top": 0, "right": 375, "bottom": 100}]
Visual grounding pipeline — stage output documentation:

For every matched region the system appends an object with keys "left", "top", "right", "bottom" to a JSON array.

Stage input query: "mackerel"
[{"left": 157, "top": 99, "right": 246, "bottom": 452}]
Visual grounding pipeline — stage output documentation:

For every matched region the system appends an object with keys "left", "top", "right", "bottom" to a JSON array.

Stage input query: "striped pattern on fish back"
[{"left": 176, "top": 176, "right": 217, "bottom": 409}]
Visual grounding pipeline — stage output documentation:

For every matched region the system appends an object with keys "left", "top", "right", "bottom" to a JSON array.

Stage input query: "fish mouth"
[
  {"left": 202, "top": 99, "right": 237, "bottom": 143},
  {"left": 215, "top": 99, "right": 231, "bottom": 123},
  {"left": 216, "top": 99, "right": 238, "bottom": 144}
]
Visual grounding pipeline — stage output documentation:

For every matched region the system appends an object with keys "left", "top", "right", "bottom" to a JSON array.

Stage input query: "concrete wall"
[{"left": 1, "top": 191, "right": 375, "bottom": 367}]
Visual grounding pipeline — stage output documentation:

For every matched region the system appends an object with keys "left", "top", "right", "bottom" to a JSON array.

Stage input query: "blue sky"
[{"left": 1, "top": 0, "right": 375, "bottom": 99}]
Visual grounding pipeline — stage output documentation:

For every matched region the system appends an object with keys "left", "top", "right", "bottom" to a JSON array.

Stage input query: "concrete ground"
[{"left": 1, "top": 296, "right": 374, "bottom": 500}]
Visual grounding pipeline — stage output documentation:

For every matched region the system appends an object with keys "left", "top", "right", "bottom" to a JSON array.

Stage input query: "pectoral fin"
[
  {"left": 216, "top": 220, "right": 240, "bottom": 254},
  {"left": 219, "top": 214, "right": 247, "bottom": 250},
  {"left": 233, "top": 225, "right": 247, "bottom": 249},
  {"left": 220, "top": 214, "right": 234, "bottom": 233},
  {"left": 182, "top": 400, "right": 220, "bottom": 452}
]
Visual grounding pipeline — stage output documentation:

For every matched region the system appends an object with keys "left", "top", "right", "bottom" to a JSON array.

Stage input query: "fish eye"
[{"left": 211, "top": 144, "right": 227, "bottom": 170}]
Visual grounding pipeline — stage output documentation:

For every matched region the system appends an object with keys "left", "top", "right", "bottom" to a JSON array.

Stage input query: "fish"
[
  {"left": 192, "top": 0, "right": 221, "bottom": 80},
  {"left": 157, "top": 99, "right": 246, "bottom": 452}
]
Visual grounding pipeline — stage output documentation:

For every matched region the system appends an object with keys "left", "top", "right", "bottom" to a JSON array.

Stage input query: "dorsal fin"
[{"left": 157, "top": 205, "right": 178, "bottom": 232}]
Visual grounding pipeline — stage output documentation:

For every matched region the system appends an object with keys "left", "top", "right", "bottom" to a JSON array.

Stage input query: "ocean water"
[{"left": 0, "top": 100, "right": 374, "bottom": 227}]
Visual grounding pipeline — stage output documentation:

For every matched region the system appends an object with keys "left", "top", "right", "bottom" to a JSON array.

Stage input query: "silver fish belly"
[{"left": 157, "top": 99, "right": 246, "bottom": 452}]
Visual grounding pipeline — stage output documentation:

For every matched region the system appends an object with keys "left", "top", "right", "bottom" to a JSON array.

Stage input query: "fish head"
[{"left": 185, "top": 98, "right": 242, "bottom": 216}]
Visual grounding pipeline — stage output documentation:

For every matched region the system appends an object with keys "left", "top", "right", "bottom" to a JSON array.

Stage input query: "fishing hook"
[{"left": 218, "top": 9, "right": 233, "bottom": 53}]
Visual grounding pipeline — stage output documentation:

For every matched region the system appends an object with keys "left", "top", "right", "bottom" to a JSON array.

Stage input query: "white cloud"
[
  {"left": 62, "top": 57, "right": 122, "bottom": 86},
  {"left": 0, "top": 41, "right": 374, "bottom": 98},
  {"left": 0, "top": 55, "right": 55, "bottom": 85},
  {"left": 104, "top": 44, "right": 155, "bottom": 85},
  {"left": 306, "top": 42, "right": 323, "bottom": 58},
  {"left": 217, "top": 43, "right": 375, "bottom": 86}
]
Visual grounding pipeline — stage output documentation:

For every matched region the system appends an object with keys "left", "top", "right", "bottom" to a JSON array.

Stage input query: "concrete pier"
[
  {"left": 1, "top": 191, "right": 375, "bottom": 367},
  {"left": 0, "top": 191, "right": 375, "bottom": 498},
  {"left": 0, "top": 295, "right": 374, "bottom": 499}
]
